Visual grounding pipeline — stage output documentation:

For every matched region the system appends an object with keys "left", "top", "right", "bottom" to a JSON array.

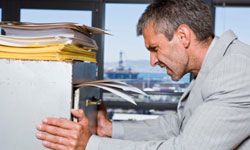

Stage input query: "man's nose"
[{"left": 150, "top": 52, "right": 158, "bottom": 66}]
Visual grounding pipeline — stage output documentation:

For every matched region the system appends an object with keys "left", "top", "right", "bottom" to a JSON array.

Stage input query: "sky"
[
  {"left": 20, "top": 9, "right": 92, "bottom": 26},
  {"left": 215, "top": 7, "right": 250, "bottom": 44},
  {"left": 1, "top": 5, "right": 250, "bottom": 63},
  {"left": 104, "top": 4, "right": 148, "bottom": 63}
]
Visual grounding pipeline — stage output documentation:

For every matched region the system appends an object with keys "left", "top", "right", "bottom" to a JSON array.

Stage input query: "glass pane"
[
  {"left": 105, "top": 4, "right": 148, "bottom": 63},
  {"left": 21, "top": 9, "right": 92, "bottom": 26},
  {"left": 0, "top": 9, "right": 1, "bottom": 21},
  {"left": 104, "top": 4, "right": 190, "bottom": 118},
  {"left": 215, "top": 7, "right": 250, "bottom": 44}
]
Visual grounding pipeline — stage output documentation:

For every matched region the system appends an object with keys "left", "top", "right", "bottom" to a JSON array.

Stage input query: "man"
[{"left": 36, "top": 0, "right": 250, "bottom": 149}]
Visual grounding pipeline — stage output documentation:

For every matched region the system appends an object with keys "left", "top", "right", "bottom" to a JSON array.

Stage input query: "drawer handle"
[{"left": 86, "top": 99, "right": 102, "bottom": 106}]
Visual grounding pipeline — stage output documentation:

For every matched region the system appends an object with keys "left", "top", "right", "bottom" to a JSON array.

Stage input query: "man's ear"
[{"left": 176, "top": 24, "right": 191, "bottom": 48}]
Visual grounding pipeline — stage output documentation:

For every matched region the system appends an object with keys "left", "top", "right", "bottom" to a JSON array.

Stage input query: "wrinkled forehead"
[
  {"left": 142, "top": 20, "right": 158, "bottom": 34},
  {"left": 142, "top": 23, "right": 156, "bottom": 45},
  {"left": 143, "top": 25, "right": 167, "bottom": 51}
]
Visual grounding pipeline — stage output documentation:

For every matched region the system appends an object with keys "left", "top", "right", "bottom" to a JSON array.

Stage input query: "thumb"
[{"left": 71, "top": 109, "right": 85, "bottom": 121}]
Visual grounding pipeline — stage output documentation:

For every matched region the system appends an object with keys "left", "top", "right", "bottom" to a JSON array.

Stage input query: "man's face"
[{"left": 143, "top": 23, "right": 189, "bottom": 81}]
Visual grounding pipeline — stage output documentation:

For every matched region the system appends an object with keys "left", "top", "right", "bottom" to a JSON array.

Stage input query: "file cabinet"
[{"left": 0, "top": 59, "right": 99, "bottom": 150}]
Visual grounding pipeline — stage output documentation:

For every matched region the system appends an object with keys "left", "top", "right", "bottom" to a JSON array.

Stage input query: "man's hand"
[
  {"left": 36, "top": 109, "right": 91, "bottom": 150},
  {"left": 96, "top": 103, "right": 112, "bottom": 137}
]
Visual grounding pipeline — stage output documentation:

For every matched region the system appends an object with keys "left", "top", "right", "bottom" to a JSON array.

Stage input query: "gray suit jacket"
[{"left": 86, "top": 30, "right": 250, "bottom": 150}]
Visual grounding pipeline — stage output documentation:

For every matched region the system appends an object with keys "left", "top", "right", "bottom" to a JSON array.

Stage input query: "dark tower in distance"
[{"left": 105, "top": 51, "right": 138, "bottom": 79}]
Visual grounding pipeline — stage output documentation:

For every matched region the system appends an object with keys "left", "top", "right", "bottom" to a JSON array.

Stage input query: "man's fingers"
[
  {"left": 36, "top": 131, "right": 69, "bottom": 147},
  {"left": 36, "top": 115, "right": 91, "bottom": 150},
  {"left": 42, "top": 117, "right": 80, "bottom": 130},
  {"left": 37, "top": 123, "right": 81, "bottom": 140},
  {"left": 71, "top": 109, "right": 88, "bottom": 124},
  {"left": 71, "top": 109, "right": 85, "bottom": 122},
  {"left": 42, "top": 140, "right": 67, "bottom": 150}
]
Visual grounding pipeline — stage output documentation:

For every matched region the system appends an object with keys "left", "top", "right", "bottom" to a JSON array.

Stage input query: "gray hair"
[{"left": 137, "top": 0, "right": 214, "bottom": 41}]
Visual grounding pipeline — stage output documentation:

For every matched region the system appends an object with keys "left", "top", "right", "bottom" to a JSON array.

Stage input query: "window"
[
  {"left": 21, "top": 9, "right": 92, "bottom": 26},
  {"left": 0, "top": 9, "right": 2, "bottom": 21},
  {"left": 105, "top": 4, "right": 148, "bottom": 63}
]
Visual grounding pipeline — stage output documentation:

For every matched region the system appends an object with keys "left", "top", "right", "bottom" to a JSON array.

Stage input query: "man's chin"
[
  {"left": 166, "top": 70, "right": 184, "bottom": 81},
  {"left": 171, "top": 76, "right": 180, "bottom": 81},
  {"left": 169, "top": 74, "right": 182, "bottom": 81}
]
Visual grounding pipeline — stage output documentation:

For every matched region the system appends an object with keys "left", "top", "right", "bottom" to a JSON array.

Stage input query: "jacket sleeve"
[
  {"left": 87, "top": 101, "right": 250, "bottom": 150},
  {"left": 112, "top": 111, "right": 180, "bottom": 140}
]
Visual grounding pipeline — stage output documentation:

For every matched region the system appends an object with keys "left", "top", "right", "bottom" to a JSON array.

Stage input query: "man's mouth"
[
  {"left": 167, "top": 69, "right": 173, "bottom": 75},
  {"left": 158, "top": 63, "right": 165, "bottom": 68},
  {"left": 157, "top": 64, "right": 173, "bottom": 75}
]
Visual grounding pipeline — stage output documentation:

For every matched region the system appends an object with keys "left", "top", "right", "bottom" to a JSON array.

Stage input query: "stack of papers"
[
  {"left": 74, "top": 80, "right": 148, "bottom": 105},
  {"left": 0, "top": 44, "right": 96, "bottom": 62},
  {"left": 0, "top": 21, "right": 107, "bottom": 62}
]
